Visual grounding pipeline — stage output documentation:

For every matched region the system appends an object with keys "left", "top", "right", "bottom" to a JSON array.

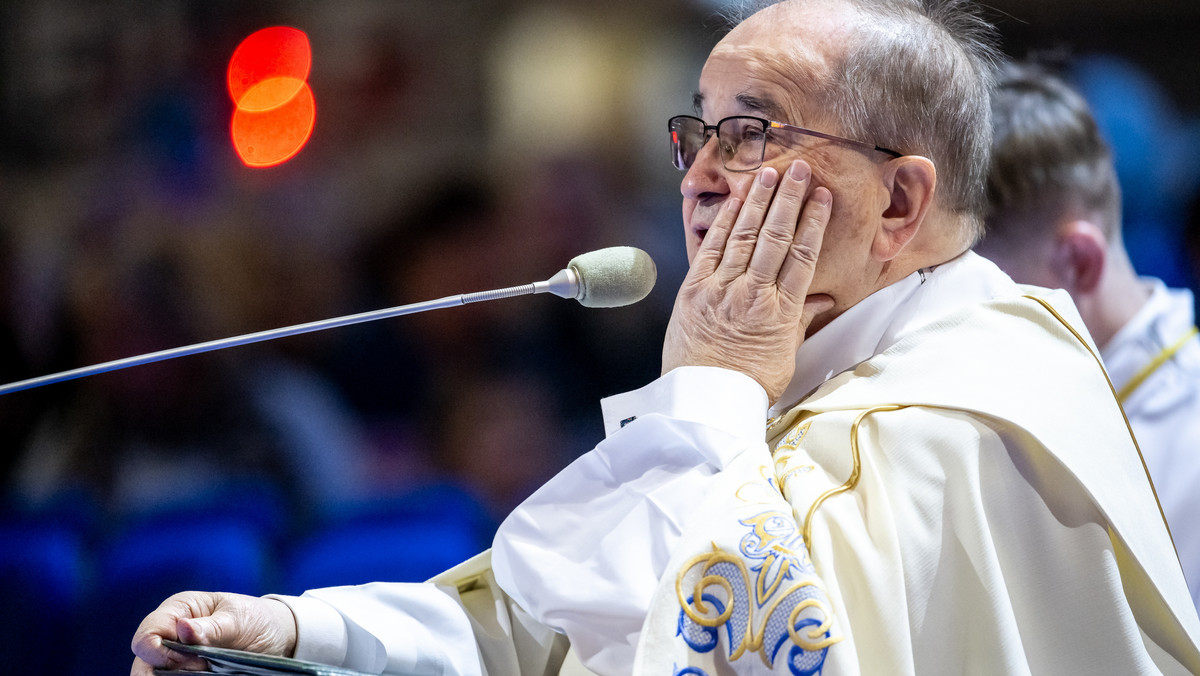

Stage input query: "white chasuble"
[{"left": 631, "top": 293, "right": 1200, "bottom": 676}]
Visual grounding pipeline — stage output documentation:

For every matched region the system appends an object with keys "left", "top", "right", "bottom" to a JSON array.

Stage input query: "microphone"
[
  {"left": 553, "top": 246, "right": 657, "bottom": 308},
  {"left": 0, "top": 246, "right": 656, "bottom": 396}
]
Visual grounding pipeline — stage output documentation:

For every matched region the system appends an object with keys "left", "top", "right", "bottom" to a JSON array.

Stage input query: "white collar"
[
  {"left": 1100, "top": 278, "right": 1198, "bottom": 389},
  {"left": 769, "top": 250, "right": 1020, "bottom": 416}
]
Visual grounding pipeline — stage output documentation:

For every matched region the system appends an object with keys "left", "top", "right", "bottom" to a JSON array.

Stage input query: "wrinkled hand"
[
  {"left": 663, "top": 159, "right": 835, "bottom": 404},
  {"left": 130, "top": 591, "right": 297, "bottom": 675}
]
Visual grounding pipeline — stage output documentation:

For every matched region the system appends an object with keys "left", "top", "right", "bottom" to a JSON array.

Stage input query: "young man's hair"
[{"left": 984, "top": 60, "right": 1123, "bottom": 250}]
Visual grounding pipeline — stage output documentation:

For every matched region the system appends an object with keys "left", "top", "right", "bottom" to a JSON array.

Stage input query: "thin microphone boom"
[
  {"left": 0, "top": 246, "right": 656, "bottom": 396},
  {"left": 0, "top": 285, "right": 537, "bottom": 396}
]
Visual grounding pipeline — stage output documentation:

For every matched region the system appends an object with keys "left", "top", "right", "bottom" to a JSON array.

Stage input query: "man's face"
[{"left": 681, "top": 2, "right": 893, "bottom": 317}]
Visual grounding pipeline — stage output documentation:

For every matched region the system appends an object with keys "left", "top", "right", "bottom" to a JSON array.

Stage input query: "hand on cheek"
[{"left": 663, "top": 159, "right": 835, "bottom": 404}]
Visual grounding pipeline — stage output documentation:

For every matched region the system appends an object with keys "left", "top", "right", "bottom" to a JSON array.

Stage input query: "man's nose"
[{"left": 680, "top": 137, "right": 729, "bottom": 202}]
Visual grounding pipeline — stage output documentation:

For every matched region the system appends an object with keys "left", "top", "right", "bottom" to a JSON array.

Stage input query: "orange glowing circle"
[
  {"left": 228, "top": 26, "right": 315, "bottom": 168},
  {"left": 231, "top": 79, "right": 316, "bottom": 167}
]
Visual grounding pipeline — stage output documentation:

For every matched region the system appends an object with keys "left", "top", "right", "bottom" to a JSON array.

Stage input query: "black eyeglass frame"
[{"left": 669, "top": 114, "right": 902, "bottom": 172}]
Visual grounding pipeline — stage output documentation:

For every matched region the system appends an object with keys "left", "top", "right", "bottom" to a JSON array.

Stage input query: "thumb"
[
  {"left": 800, "top": 293, "right": 836, "bottom": 328},
  {"left": 177, "top": 615, "right": 229, "bottom": 647}
]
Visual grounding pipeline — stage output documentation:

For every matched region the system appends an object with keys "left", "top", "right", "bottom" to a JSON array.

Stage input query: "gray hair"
[
  {"left": 722, "top": 0, "right": 1001, "bottom": 244},
  {"left": 984, "top": 61, "right": 1122, "bottom": 248}
]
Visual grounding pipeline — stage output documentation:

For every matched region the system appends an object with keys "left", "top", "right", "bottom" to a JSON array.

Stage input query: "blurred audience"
[
  {"left": 8, "top": 217, "right": 369, "bottom": 523},
  {"left": 430, "top": 368, "right": 572, "bottom": 520},
  {"left": 0, "top": 0, "right": 686, "bottom": 554}
]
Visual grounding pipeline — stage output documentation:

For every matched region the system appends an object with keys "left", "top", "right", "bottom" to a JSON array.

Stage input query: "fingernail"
[
  {"left": 725, "top": 197, "right": 742, "bottom": 212},
  {"left": 788, "top": 161, "right": 810, "bottom": 181},
  {"left": 758, "top": 168, "right": 778, "bottom": 189},
  {"left": 811, "top": 187, "right": 831, "bottom": 206}
]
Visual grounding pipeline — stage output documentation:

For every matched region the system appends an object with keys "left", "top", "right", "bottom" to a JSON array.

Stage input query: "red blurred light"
[{"left": 228, "top": 27, "right": 315, "bottom": 167}]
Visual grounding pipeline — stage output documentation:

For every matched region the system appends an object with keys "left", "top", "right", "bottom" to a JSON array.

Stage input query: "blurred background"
[{"left": 1, "top": 0, "right": 1199, "bottom": 672}]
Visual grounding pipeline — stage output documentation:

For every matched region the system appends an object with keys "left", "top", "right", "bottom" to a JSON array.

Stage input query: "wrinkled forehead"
[{"left": 696, "top": 2, "right": 857, "bottom": 122}]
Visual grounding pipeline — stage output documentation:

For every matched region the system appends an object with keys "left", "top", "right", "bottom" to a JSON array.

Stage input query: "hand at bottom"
[{"left": 130, "top": 591, "right": 296, "bottom": 675}]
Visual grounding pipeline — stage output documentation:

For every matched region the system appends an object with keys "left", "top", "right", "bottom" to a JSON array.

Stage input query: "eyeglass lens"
[{"left": 669, "top": 116, "right": 767, "bottom": 171}]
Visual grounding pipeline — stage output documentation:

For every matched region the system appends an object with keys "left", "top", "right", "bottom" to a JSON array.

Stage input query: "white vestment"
[
  {"left": 1101, "top": 278, "right": 1200, "bottom": 611},
  {"left": 275, "top": 253, "right": 1200, "bottom": 675}
]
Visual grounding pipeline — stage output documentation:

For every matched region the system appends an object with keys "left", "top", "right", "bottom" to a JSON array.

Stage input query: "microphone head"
[{"left": 567, "top": 246, "right": 657, "bottom": 308}]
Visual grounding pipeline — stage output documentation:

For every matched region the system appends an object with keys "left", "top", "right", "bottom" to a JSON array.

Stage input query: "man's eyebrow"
[
  {"left": 735, "top": 93, "right": 785, "bottom": 120},
  {"left": 691, "top": 91, "right": 787, "bottom": 120}
]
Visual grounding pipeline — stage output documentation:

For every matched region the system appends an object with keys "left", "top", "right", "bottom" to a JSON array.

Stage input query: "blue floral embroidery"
[
  {"left": 740, "top": 511, "right": 813, "bottom": 604},
  {"left": 677, "top": 594, "right": 725, "bottom": 653},
  {"left": 675, "top": 509, "right": 837, "bottom": 675},
  {"left": 783, "top": 619, "right": 831, "bottom": 676}
]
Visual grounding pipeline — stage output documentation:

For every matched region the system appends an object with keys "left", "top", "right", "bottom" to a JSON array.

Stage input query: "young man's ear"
[
  {"left": 1049, "top": 220, "right": 1108, "bottom": 295},
  {"left": 874, "top": 156, "right": 937, "bottom": 261}
]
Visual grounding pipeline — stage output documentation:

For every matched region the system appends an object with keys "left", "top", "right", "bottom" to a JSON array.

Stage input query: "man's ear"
[
  {"left": 1049, "top": 220, "right": 1107, "bottom": 295},
  {"left": 874, "top": 156, "right": 937, "bottom": 261}
]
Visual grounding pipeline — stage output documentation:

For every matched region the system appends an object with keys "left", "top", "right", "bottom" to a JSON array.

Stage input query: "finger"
[
  {"left": 715, "top": 166, "right": 779, "bottom": 281},
  {"left": 166, "top": 644, "right": 211, "bottom": 672},
  {"left": 800, "top": 293, "right": 837, "bottom": 329},
  {"left": 131, "top": 597, "right": 192, "bottom": 667},
  {"left": 178, "top": 612, "right": 243, "bottom": 649},
  {"left": 688, "top": 197, "right": 742, "bottom": 277},
  {"left": 777, "top": 186, "right": 832, "bottom": 310},
  {"left": 747, "top": 160, "right": 811, "bottom": 286},
  {"left": 130, "top": 630, "right": 208, "bottom": 672},
  {"left": 131, "top": 656, "right": 158, "bottom": 676},
  {"left": 177, "top": 616, "right": 214, "bottom": 645}
]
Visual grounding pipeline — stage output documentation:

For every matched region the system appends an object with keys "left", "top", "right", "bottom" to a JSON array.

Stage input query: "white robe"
[
  {"left": 275, "top": 253, "right": 1200, "bottom": 675},
  {"left": 1102, "top": 278, "right": 1200, "bottom": 611}
]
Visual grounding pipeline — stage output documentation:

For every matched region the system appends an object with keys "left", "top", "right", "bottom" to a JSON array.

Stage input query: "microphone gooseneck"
[{"left": 0, "top": 246, "right": 657, "bottom": 396}]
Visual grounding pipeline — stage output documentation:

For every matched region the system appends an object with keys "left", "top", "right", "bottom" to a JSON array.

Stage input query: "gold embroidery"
[
  {"left": 676, "top": 545, "right": 746, "bottom": 630},
  {"left": 675, "top": 543, "right": 842, "bottom": 665},
  {"left": 740, "top": 511, "right": 809, "bottom": 604},
  {"left": 775, "top": 420, "right": 810, "bottom": 453},
  {"left": 774, "top": 454, "right": 815, "bottom": 488},
  {"left": 801, "top": 405, "right": 907, "bottom": 550},
  {"left": 735, "top": 468, "right": 780, "bottom": 504},
  {"left": 771, "top": 421, "right": 815, "bottom": 502},
  {"left": 775, "top": 587, "right": 840, "bottom": 652}
]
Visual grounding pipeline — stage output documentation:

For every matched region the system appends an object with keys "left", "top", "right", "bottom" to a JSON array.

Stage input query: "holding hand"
[
  {"left": 130, "top": 591, "right": 296, "bottom": 675},
  {"left": 663, "top": 159, "right": 835, "bottom": 404}
]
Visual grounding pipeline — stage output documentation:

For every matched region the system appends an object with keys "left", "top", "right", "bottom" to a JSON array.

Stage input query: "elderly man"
[
  {"left": 977, "top": 61, "right": 1200, "bottom": 613},
  {"left": 132, "top": 1, "right": 1200, "bottom": 674}
]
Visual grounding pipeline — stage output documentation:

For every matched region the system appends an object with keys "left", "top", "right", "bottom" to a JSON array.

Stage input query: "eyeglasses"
[{"left": 668, "top": 114, "right": 902, "bottom": 172}]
